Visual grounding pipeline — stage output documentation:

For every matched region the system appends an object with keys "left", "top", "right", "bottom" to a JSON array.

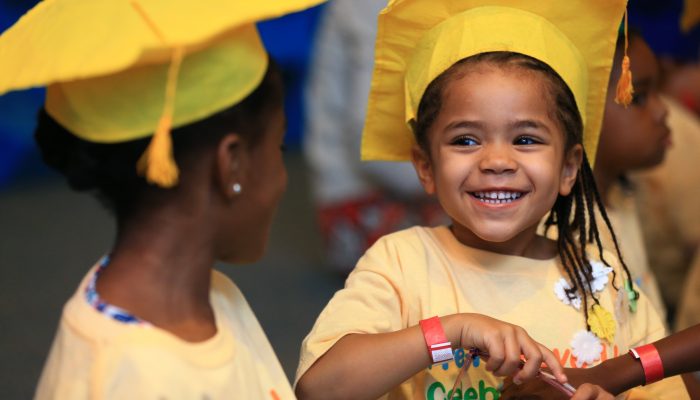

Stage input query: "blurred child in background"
[{"left": 304, "top": 0, "right": 445, "bottom": 274}]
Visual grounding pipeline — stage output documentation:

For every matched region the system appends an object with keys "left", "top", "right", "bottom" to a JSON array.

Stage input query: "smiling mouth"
[{"left": 469, "top": 190, "right": 525, "bottom": 205}]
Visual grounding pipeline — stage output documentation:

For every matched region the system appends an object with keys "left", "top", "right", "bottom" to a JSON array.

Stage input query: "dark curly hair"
[
  {"left": 35, "top": 60, "right": 284, "bottom": 222},
  {"left": 413, "top": 51, "right": 638, "bottom": 329}
]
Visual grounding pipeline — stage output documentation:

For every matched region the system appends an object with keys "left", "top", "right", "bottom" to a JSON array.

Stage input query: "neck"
[
  {"left": 96, "top": 205, "right": 218, "bottom": 342},
  {"left": 450, "top": 223, "right": 556, "bottom": 260}
]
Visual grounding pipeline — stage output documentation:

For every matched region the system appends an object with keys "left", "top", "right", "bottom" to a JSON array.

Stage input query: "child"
[
  {"left": 295, "top": 1, "right": 690, "bottom": 399},
  {"left": 592, "top": 22, "right": 700, "bottom": 397},
  {"left": 0, "top": 1, "right": 323, "bottom": 398},
  {"left": 592, "top": 29, "right": 670, "bottom": 322},
  {"left": 627, "top": 2, "right": 700, "bottom": 334}
]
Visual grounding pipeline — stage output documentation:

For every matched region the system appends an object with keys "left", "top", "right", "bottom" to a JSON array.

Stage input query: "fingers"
[
  {"left": 464, "top": 315, "right": 566, "bottom": 385},
  {"left": 536, "top": 343, "right": 567, "bottom": 383},
  {"left": 485, "top": 325, "right": 526, "bottom": 378},
  {"left": 482, "top": 329, "right": 507, "bottom": 374},
  {"left": 513, "top": 334, "right": 543, "bottom": 383},
  {"left": 570, "top": 383, "right": 614, "bottom": 400}
]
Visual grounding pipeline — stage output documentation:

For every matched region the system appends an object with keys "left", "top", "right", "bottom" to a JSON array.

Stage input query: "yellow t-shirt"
[
  {"left": 35, "top": 265, "right": 294, "bottom": 400},
  {"left": 297, "top": 226, "right": 688, "bottom": 399}
]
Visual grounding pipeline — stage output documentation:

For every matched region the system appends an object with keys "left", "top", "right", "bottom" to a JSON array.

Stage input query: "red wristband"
[
  {"left": 419, "top": 316, "right": 454, "bottom": 364},
  {"left": 629, "top": 344, "right": 664, "bottom": 385}
]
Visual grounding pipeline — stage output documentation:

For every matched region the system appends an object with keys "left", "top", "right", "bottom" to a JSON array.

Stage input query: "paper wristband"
[
  {"left": 419, "top": 316, "right": 454, "bottom": 364},
  {"left": 629, "top": 344, "right": 665, "bottom": 385}
]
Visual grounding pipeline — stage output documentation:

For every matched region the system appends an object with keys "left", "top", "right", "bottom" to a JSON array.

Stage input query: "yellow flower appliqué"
[{"left": 588, "top": 304, "right": 616, "bottom": 343}]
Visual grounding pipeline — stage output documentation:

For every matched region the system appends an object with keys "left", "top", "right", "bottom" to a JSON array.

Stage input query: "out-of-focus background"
[{"left": 2, "top": 0, "right": 700, "bottom": 397}]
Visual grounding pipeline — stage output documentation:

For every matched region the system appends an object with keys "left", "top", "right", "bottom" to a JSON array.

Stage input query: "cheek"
[
  {"left": 435, "top": 153, "right": 470, "bottom": 184},
  {"left": 527, "top": 154, "right": 566, "bottom": 195}
]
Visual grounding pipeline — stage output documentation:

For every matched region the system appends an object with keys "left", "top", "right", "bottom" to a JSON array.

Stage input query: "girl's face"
[
  {"left": 596, "top": 37, "right": 670, "bottom": 174},
  {"left": 412, "top": 66, "right": 580, "bottom": 254}
]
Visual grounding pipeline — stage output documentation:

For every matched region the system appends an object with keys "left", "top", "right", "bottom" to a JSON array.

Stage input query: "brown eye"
[
  {"left": 451, "top": 136, "right": 478, "bottom": 146},
  {"left": 513, "top": 136, "right": 540, "bottom": 145}
]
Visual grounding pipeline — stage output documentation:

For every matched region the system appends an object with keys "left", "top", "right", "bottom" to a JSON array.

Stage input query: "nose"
[{"left": 478, "top": 142, "right": 517, "bottom": 174}]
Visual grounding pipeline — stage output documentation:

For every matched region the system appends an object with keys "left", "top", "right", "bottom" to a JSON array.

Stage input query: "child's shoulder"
[
  {"left": 211, "top": 269, "right": 242, "bottom": 297},
  {"left": 368, "top": 224, "right": 447, "bottom": 252},
  {"left": 350, "top": 225, "right": 447, "bottom": 273}
]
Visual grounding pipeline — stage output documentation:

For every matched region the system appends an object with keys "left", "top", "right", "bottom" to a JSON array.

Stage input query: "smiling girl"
[{"left": 294, "top": 1, "right": 689, "bottom": 399}]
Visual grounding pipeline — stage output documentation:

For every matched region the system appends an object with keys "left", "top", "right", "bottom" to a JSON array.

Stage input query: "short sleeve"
[{"left": 295, "top": 232, "right": 419, "bottom": 384}]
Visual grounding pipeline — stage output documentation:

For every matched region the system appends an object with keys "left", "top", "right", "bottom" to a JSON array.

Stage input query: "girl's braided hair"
[{"left": 413, "top": 51, "right": 638, "bottom": 328}]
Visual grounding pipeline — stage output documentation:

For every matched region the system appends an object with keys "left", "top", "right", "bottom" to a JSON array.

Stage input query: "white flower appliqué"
[
  {"left": 554, "top": 278, "right": 582, "bottom": 310},
  {"left": 570, "top": 330, "right": 602, "bottom": 367},
  {"left": 554, "top": 260, "right": 613, "bottom": 310},
  {"left": 588, "top": 260, "right": 613, "bottom": 293}
]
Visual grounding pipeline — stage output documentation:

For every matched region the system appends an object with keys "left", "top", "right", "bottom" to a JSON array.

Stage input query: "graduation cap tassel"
[
  {"left": 136, "top": 46, "right": 183, "bottom": 188},
  {"left": 615, "top": 9, "right": 634, "bottom": 108},
  {"left": 131, "top": 1, "right": 181, "bottom": 187}
]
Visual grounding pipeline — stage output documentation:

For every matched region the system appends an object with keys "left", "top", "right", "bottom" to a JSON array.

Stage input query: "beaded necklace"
[{"left": 85, "top": 256, "right": 149, "bottom": 326}]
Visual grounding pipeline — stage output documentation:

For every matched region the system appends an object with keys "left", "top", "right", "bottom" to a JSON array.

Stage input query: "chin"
[
  {"left": 634, "top": 153, "right": 667, "bottom": 171},
  {"left": 461, "top": 224, "right": 515, "bottom": 243},
  {"left": 475, "top": 231, "right": 520, "bottom": 244}
]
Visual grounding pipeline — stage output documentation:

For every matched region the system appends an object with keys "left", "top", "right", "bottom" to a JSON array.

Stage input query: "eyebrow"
[
  {"left": 444, "top": 120, "right": 486, "bottom": 132},
  {"left": 444, "top": 119, "right": 550, "bottom": 132},
  {"left": 509, "top": 119, "right": 550, "bottom": 132}
]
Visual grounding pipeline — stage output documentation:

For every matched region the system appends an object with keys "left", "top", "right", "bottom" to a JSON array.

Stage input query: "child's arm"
[
  {"left": 578, "top": 324, "right": 700, "bottom": 394},
  {"left": 501, "top": 324, "right": 700, "bottom": 398},
  {"left": 295, "top": 313, "right": 567, "bottom": 400}
]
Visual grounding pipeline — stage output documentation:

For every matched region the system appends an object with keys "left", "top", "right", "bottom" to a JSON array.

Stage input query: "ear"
[
  {"left": 559, "top": 144, "right": 583, "bottom": 196},
  {"left": 411, "top": 145, "right": 436, "bottom": 195},
  {"left": 216, "top": 133, "right": 248, "bottom": 199}
]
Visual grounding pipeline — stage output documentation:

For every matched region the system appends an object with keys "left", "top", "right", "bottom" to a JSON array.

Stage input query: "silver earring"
[{"left": 232, "top": 183, "right": 242, "bottom": 194}]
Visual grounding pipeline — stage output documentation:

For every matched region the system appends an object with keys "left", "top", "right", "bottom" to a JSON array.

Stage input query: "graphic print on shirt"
[{"left": 424, "top": 344, "right": 620, "bottom": 400}]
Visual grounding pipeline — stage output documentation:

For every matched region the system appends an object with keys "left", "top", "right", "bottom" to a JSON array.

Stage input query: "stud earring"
[{"left": 232, "top": 183, "right": 242, "bottom": 194}]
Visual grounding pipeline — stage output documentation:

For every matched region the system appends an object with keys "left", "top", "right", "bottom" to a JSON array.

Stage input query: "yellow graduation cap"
[
  {"left": 0, "top": 0, "right": 325, "bottom": 187},
  {"left": 682, "top": 0, "right": 700, "bottom": 32},
  {"left": 361, "top": 0, "right": 627, "bottom": 165}
]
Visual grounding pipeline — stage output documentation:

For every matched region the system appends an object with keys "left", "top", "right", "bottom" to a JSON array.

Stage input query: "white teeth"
[{"left": 473, "top": 190, "right": 523, "bottom": 204}]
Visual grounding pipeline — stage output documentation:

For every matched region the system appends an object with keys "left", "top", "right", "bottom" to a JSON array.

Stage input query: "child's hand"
[
  {"left": 500, "top": 367, "right": 614, "bottom": 400},
  {"left": 500, "top": 378, "right": 613, "bottom": 400},
  {"left": 452, "top": 314, "right": 567, "bottom": 384},
  {"left": 571, "top": 383, "right": 614, "bottom": 400}
]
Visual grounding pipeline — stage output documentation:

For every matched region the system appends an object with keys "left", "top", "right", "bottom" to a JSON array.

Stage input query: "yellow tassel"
[
  {"left": 614, "top": 10, "right": 634, "bottom": 108},
  {"left": 614, "top": 55, "right": 634, "bottom": 107},
  {"left": 131, "top": 1, "right": 182, "bottom": 188},
  {"left": 136, "top": 46, "right": 184, "bottom": 188},
  {"left": 137, "top": 112, "right": 179, "bottom": 187}
]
